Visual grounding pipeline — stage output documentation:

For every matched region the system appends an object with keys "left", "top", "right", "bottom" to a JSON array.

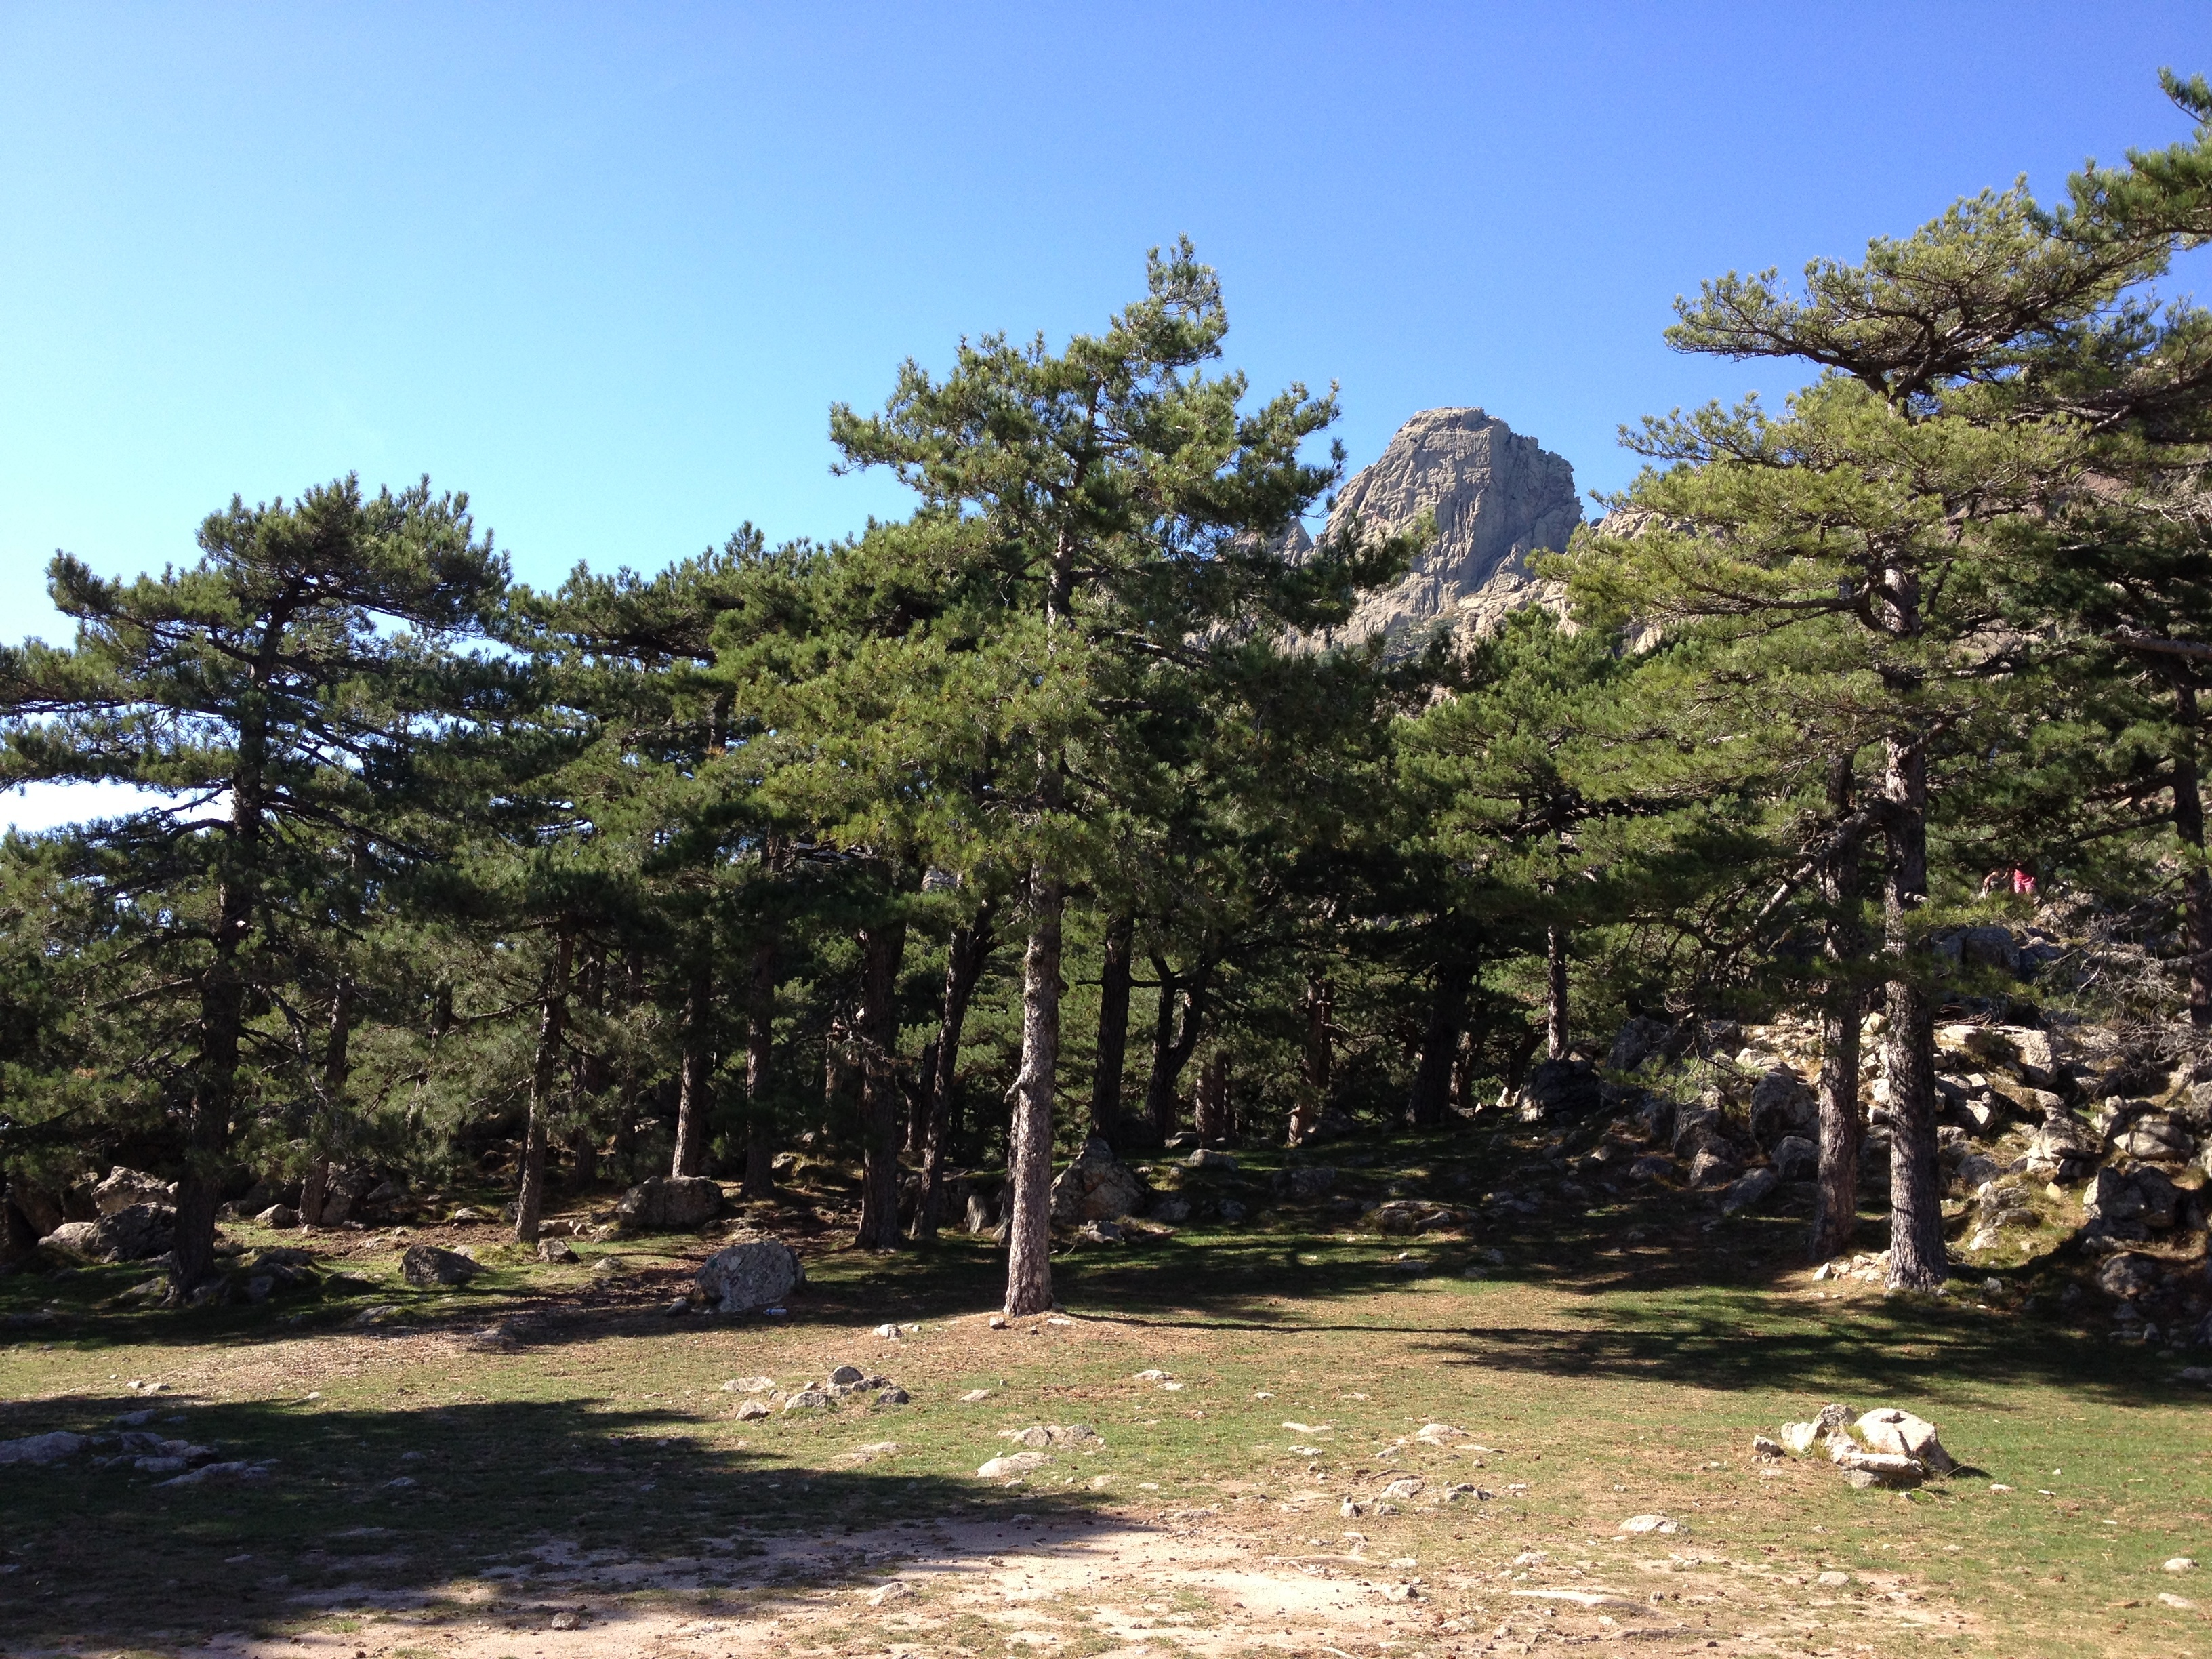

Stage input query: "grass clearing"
[{"left": 3, "top": 1126, "right": 2207, "bottom": 1658}]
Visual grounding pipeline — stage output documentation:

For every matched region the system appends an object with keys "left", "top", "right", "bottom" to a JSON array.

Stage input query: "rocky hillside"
[{"left": 1305, "top": 406, "right": 1584, "bottom": 651}]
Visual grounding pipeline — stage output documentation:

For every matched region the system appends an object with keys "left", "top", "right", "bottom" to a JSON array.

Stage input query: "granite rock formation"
[{"left": 1311, "top": 407, "right": 1582, "bottom": 651}]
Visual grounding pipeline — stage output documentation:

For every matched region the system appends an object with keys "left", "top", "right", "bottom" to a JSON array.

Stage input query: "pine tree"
[
  {"left": 0, "top": 478, "right": 510, "bottom": 1286},
  {"left": 826, "top": 241, "right": 1361, "bottom": 1313}
]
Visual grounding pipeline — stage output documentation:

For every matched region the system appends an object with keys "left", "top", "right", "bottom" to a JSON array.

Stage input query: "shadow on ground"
[{"left": 0, "top": 1391, "right": 1107, "bottom": 1650}]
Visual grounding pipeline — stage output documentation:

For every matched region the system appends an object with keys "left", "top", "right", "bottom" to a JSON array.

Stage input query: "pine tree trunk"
[
  {"left": 1143, "top": 956, "right": 1211, "bottom": 1137},
  {"left": 1545, "top": 927, "right": 1569, "bottom": 1060},
  {"left": 2173, "top": 680, "right": 2212, "bottom": 1028},
  {"left": 742, "top": 939, "right": 778, "bottom": 1201},
  {"left": 1452, "top": 1030, "right": 1480, "bottom": 1116},
  {"left": 1811, "top": 754, "right": 1863, "bottom": 1263},
  {"left": 915, "top": 905, "right": 994, "bottom": 1242},
  {"left": 1406, "top": 961, "right": 1473, "bottom": 1128},
  {"left": 1193, "top": 1049, "right": 1232, "bottom": 1141},
  {"left": 1881, "top": 729, "right": 1946, "bottom": 1292},
  {"left": 671, "top": 958, "right": 716, "bottom": 1177},
  {"left": 1090, "top": 914, "right": 1134, "bottom": 1137},
  {"left": 172, "top": 829, "right": 259, "bottom": 1290},
  {"left": 1004, "top": 873, "right": 1063, "bottom": 1316},
  {"left": 611, "top": 951, "right": 642, "bottom": 1172},
  {"left": 567, "top": 1124, "right": 598, "bottom": 1192},
  {"left": 515, "top": 926, "right": 573, "bottom": 1246},
  {"left": 1290, "top": 974, "right": 1332, "bottom": 1144},
  {"left": 853, "top": 921, "right": 909, "bottom": 1251}
]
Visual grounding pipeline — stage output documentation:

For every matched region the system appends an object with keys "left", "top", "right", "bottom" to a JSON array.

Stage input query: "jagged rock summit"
[{"left": 1312, "top": 407, "right": 1582, "bottom": 650}]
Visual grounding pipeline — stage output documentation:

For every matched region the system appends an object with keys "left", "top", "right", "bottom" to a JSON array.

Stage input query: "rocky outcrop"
[
  {"left": 1050, "top": 1139, "right": 1150, "bottom": 1224},
  {"left": 1309, "top": 407, "right": 1582, "bottom": 651}
]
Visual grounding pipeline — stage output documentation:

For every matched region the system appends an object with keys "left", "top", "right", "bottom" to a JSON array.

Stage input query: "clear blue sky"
[{"left": 3, "top": 1, "right": 2209, "bottom": 827}]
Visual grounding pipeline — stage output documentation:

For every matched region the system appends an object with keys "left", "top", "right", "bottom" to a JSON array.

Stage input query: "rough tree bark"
[
  {"left": 914, "top": 902, "right": 996, "bottom": 1242},
  {"left": 742, "top": 938, "right": 778, "bottom": 1201},
  {"left": 570, "top": 947, "right": 606, "bottom": 1192},
  {"left": 172, "top": 695, "right": 268, "bottom": 1291},
  {"left": 1089, "top": 914, "right": 1134, "bottom": 1138},
  {"left": 853, "top": 921, "right": 909, "bottom": 1250},
  {"left": 1811, "top": 752, "right": 1864, "bottom": 1263},
  {"left": 1004, "top": 874, "right": 1063, "bottom": 1315},
  {"left": 611, "top": 950, "right": 643, "bottom": 1172},
  {"left": 1878, "top": 565, "right": 1947, "bottom": 1293},
  {"left": 1544, "top": 927, "right": 1569, "bottom": 1061},
  {"left": 1193, "top": 1049, "right": 1233, "bottom": 1141},
  {"left": 514, "top": 925, "right": 574, "bottom": 1246},
  {"left": 670, "top": 958, "right": 716, "bottom": 1178},
  {"left": 1406, "top": 960, "right": 1473, "bottom": 1128}
]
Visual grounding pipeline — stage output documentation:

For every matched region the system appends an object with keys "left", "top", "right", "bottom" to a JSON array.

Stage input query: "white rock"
[
  {"left": 977, "top": 1451, "right": 1051, "bottom": 1478},
  {"left": 721, "top": 1376, "right": 777, "bottom": 1393},
  {"left": 1853, "top": 1408, "right": 1954, "bottom": 1474},
  {"left": 1414, "top": 1422, "right": 1467, "bottom": 1444},
  {"left": 1618, "top": 1514, "right": 1677, "bottom": 1534}
]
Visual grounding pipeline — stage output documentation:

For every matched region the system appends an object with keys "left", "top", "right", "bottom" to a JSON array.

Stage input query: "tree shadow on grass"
[{"left": 0, "top": 1390, "right": 1112, "bottom": 1652}]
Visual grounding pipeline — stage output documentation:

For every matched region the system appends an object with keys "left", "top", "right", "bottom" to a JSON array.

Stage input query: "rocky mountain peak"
[{"left": 1314, "top": 406, "right": 1582, "bottom": 649}]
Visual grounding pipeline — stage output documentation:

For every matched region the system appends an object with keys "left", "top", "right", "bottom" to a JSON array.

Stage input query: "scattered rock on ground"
[
  {"left": 978, "top": 1450, "right": 1052, "bottom": 1478},
  {"left": 537, "top": 1238, "right": 579, "bottom": 1263},
  {"left": 1618, "top": 1514, "right": 1679, "bottom": 1535},
  {"left": 0, "top": 1431, "right": 87, "bottom": 1466},
  {"left": 999, "top": 1424, "right": 1101, "bottom": 1448},
  {"left": 1853, "top": 1408, "right": 1954, "bottom": 1474}
]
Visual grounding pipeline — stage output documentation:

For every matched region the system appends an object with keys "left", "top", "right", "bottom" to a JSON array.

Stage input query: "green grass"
[{"left": 2, "top": 1125, "right": 2207, "bottom": 1657}]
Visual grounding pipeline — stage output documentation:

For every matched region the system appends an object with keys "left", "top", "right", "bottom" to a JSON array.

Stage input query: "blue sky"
[{"left": 3, "top": 2, "right": 2209, "bottom": 827}]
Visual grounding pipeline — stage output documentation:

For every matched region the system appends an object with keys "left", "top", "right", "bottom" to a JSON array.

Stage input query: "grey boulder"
[
  {"left": 1719, "top": 1167, "right": 1780, "bottom": 1214},
  {"left": 41, "top": 1202, "right": 176, "bottom": 1263},
  {"left": 400, "top": 1245, "right": 482, "bottom": 1288},
  {"left": 617, "top": 1175, "right": 724, "bottom": 1233},
  {"left": 94, "top": 1168, "right": 176, "bottom": 1216},
  {"left": 0, "top": 1431, "right": 87, "bottom": 1466},
  {"left": 1771, "top": 1134, "right": 1818, "bottom": 1182},
  {"left": 695, "top": 1239, "right": 804, "bottom": 1314},
  {"left": 1049, "top": 1139, "right": 1150, "bottom": 1223}
]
